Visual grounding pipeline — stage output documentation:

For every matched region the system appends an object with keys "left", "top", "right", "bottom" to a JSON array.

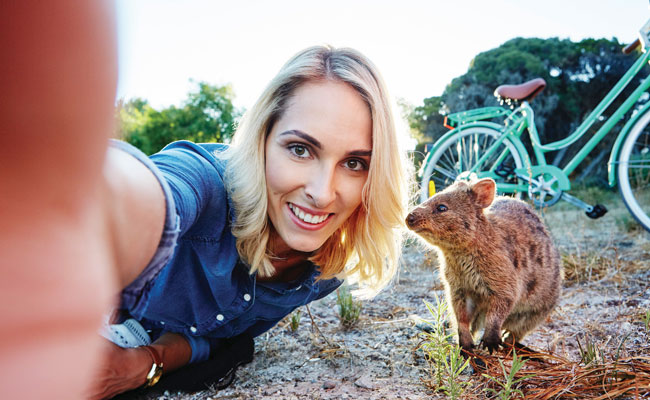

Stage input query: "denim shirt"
[{"left": 113, "top": 140, "right": 342, "bottom": 363}]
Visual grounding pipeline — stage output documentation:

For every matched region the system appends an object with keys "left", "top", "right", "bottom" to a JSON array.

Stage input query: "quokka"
[{"left": 406, "top": 178, "right": 561, "bottom": 354}]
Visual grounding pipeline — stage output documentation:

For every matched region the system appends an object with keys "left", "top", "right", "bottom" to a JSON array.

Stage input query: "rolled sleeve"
[
  {"left": 150, "top": 141, "right": 228, "bottom": 237},
  {"left": 184, "top": 335, "right": 211, "bottom": 364}
]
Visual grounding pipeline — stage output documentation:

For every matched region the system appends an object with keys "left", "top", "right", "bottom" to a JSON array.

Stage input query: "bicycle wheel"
[
  {"left": 618, "top": 110, "right": 650, "bottom": 232},
  {"left": 419, "top": 126, "right": 524, "bottom": 203}
]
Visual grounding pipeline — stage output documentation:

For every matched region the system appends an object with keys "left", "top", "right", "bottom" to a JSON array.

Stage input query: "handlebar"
[{"left": 622, "top": 38, "right": 641, "bottom": 54}]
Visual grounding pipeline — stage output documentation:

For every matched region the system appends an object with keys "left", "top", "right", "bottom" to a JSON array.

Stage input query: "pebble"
[
  {"left": 322, "top": 380, "right": 337, "bottom": 389},
  {"left": 354, "top": 374, "right": 376, "bottom": 389}
]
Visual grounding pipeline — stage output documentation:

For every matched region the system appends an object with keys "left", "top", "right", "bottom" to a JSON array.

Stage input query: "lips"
[{"left": 287, "top": 202, "right": 332, "bottom": 230}]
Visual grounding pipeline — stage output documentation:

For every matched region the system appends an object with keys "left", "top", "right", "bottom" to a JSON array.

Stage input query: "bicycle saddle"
[{"left": 494, "top": 78, "right": 546, "bottom": 102}]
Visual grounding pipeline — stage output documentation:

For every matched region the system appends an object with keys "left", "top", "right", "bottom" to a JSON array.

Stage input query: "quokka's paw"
[
  {"left": 459, "top": 344, "right": 475, "bottom": 359},
  {"left": 458, "top": 345, "right": 487, "bottom": 373},
  {"left": 480, "top": 333, "right": 503, "bottom": 354}
]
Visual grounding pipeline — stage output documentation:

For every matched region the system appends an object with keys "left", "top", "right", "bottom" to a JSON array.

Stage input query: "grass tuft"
[
  {"left": 577, "top": 335, "right": 606, "bottom": 367},
  {"left": 336, "top": 286, "right": 362, "bottom": 328},
  {"left": 289, "top": 309, "right": 301, "bottom": 332}
]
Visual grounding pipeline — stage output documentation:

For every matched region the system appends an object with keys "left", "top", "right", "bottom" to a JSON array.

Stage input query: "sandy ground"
[{"left": 128, "top": 194, "right": 650, "bottom": 400}]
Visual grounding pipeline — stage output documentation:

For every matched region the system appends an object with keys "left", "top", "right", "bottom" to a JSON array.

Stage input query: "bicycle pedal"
[{"left": 586, "top": 204, "right": 608, "bottom": 219}]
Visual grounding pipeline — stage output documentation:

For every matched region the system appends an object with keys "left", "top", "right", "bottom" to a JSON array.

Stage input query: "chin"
[
  {"left": 290, "top": 242, "right": 322, "bottom": 253},
  {"left": 286, "top": 236, "right": 327, "bottom": 253}
]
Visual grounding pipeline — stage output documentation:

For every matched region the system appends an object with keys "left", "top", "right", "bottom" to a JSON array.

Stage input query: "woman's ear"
[{"left": 471, "top": 178, "right": 496, "bottom": 208}]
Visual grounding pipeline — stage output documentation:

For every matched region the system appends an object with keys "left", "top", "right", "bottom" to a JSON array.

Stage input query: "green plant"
[
  {"left": 336, "top": 286, "right": 362, "bottom": 328},
  {"left": 419, "top": 295, "right": 470, "bottom": 398},
  {"left": 420, "top": 296, "right": 453, "bottom": 387},
  {"left": 577, "top": 335, "right": 604, "bottom": 366},
  {"left": 442, "top": 343, "right": 471, "bottom": 399},
  {"left": 642, "top": 310, "right": 650, "bottom": 334},
  {"left": 289, "top": 309, "right": 302, "bottom": 332},
  {"left": 483, "top": 349, "right": 532, "bottom": 400}
]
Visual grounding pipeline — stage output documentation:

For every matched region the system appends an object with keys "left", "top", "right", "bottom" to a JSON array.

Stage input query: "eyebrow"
[
  {"left": 279, "top": 130, "right": 322, "bottom": 149},
  {"left": 348, "top": 150, "right": 372, "bottom": 157},
  {"left": 279, "top": 129, "right": 372, "bottom": 157}
]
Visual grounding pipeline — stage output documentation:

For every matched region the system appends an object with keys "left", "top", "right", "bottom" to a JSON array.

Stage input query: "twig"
[
  {"left": 368, "top": 317, "right": 412, "bottom": 325},
  {"left": 305, "top": 304, "right": 337, "bottom": 349}
]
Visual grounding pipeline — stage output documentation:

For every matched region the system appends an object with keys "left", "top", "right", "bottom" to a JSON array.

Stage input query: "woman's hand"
[
  {"left": 85, "top": 341, "right": 151, "bottom": 400},
  {"left": 86, "top": 333, "right": 192, "bottom": 399}
]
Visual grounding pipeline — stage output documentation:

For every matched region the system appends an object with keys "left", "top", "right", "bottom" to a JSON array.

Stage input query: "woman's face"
[{"left": 265, "top": 80, "right": 372, "bottom": 254}]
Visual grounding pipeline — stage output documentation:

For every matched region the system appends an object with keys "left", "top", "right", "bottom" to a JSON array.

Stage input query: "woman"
[{"left": 90, "top": 45, "right": 411, "bottom": 399}]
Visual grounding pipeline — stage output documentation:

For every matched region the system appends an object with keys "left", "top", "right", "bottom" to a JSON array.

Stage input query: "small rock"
[
  {"left": 354, "top": 374, "right": 376, "bottom": 389},
  {"left": 322, "top": 380, "right": 337, "bottom": 389}
]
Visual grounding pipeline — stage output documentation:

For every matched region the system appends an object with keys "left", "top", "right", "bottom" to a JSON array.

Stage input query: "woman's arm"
[
  {"left": 101, "top": 145, "right": 167, "bottom": 288},
  {"left": 87, "top": 333, "right": 192, "bottom": 400},
  {"left": 87, "top": 144, "right": 200, "bottom": 399}
]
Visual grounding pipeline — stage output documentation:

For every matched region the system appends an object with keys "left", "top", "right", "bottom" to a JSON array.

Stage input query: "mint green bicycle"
[{"left": 419, "top": 19, "right": 650, "bottom": 232}]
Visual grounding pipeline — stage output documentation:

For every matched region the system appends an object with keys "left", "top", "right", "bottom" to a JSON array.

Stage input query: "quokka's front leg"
[
  {"left": 481, "top": 295, "right": 515, "bottom": 354},
  {"left": 450, "top": 291, "right": 476, "bottom": 354}
]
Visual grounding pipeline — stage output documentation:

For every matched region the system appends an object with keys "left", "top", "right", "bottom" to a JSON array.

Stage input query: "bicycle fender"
[
  {"left": 607, "top": 102, "right": 650, "bottom": 187},
  {"left": 432, "top": 121, "right": 532, "bottom": 169}
]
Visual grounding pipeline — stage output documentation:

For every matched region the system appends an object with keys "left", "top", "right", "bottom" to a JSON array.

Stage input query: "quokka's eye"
[{"left": 436, "top": 204, "right": 448, "bottom": 212}]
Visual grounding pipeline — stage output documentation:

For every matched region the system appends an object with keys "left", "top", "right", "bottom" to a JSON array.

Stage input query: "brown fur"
[{"left": 406, "top": 178, "right": 561, "bottom": 353}]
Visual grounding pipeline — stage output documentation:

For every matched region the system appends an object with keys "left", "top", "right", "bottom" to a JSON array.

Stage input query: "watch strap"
[{"left": 141, "top": 345, "right": 164, "bottom": 388}]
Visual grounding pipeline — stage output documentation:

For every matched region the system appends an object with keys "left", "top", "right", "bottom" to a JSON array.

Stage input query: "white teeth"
[{"left": 289, "top": 203, "right": 328, "bottom": 225}]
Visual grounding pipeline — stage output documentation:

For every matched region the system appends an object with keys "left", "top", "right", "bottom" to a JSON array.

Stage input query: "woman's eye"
[
  {"left": 289, "top": 144, "right": 310, "bottom": 158},
  {"left": 345, "top": 159, "right": 367, "bottom": 171},
  {"left": 436, "top": 204, "right": 448, "bottom": 212}
]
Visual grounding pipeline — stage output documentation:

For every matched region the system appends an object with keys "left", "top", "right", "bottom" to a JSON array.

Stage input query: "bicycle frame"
[{"left": 441, "top": 45, "right": 650, "bottom": 193}]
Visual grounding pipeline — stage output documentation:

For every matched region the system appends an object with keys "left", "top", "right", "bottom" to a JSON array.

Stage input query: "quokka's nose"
[{"left": 406, "top": 212, "right": 417, "bottom": 228}]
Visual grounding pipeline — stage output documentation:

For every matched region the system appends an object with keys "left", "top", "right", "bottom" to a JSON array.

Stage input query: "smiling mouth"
[{"left": 288, "top": 203, "right": 331, "bottom": 225}]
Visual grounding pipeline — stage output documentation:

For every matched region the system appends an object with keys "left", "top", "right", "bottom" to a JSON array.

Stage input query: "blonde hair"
[{"left": 221, "top": 45, "right": 411, "bottom": 297}]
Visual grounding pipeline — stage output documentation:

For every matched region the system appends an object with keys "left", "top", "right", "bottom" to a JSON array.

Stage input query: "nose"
[
  {"left": 406, "top": 211, "right": 420, "bottom": 228},
  {"left": 305, "top": 164, "right": 336, "bottom": 209}
]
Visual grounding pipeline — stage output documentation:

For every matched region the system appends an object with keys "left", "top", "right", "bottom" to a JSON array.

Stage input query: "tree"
[{"left": 116, "top": 82, "right": 241, "bottom": 155}]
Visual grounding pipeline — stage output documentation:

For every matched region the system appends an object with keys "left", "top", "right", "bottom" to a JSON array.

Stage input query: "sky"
[{"left": 116, "top": 1, "right": 649, "bottom": 110}]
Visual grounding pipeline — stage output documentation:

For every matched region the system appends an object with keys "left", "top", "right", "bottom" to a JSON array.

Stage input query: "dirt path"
[{"left": 134, "top": 195, "right": 650, "bottom": 399}]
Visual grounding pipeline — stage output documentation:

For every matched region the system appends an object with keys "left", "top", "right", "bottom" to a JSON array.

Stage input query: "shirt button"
[
  {"left": 243, "top": 294, "right": 251, "bottom": 302},
  {"left": 190, "top": 326, "right": 197, "bottom": 333},
  {"left": 216, "top": 314, "right": 224, "bottom": 321},
  {"left": 160, "top": 321, "right": 165, "bottom": 325}
]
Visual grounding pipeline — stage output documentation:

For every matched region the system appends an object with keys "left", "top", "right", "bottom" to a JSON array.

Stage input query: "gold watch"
[{"left": 141, "top": 345, "right": 163, "bottom": 388}]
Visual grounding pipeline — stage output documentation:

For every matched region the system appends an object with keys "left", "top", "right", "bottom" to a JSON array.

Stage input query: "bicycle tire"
[
  {"left": 419, "top": 126, "right": 524, "bottom": 203},
  {"left": 617, "top": 110, "right": 650, "bottom": 232}
]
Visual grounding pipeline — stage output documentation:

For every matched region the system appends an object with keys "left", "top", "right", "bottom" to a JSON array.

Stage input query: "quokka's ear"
[{"left": 471, "top": 178, "right": 496, "bottom": 208}]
